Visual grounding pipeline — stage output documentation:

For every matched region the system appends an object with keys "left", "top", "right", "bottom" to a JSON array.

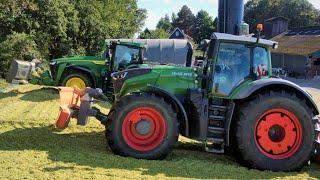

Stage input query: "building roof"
[
  {"left": 271, "top": 27, "right": 320, "bottom": 56},
  {"left": 211, "top": 33, "right": 278, "bottom": 48},
  {"left": 285, "top": 26, "right": 320, "bottom": 36},
  {"left": 169, "top": 28, "right": 192, "bottom": 40},
  {"left": 265, "top": 16, "right": 289, "bottom": 22}
]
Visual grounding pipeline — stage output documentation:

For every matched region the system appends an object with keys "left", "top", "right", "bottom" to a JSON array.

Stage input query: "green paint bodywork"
[
  {"left": 119, "top": 65, "right": 199, "bottom": 98},
  {"left": 51, "top": 55, "right": 106, "bottom": 86},
  {"left": 50, "top": 41, "right": 145, "bottom": 88},
  {"left": 117, "top": 38, "right": 274, "bottom": 100}
]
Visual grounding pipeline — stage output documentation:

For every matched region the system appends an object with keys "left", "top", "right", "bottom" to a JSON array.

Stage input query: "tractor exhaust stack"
[{"left": 218, "top": 0, "right": 245, "bottom": 35}]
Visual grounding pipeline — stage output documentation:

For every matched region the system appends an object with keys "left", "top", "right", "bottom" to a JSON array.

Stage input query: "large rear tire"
[
  {"left": 235, "top": 91, "right": 314, "bottom": 171},
  {"left": 106, "top": 94, "right": 179, "bottom": 160}
]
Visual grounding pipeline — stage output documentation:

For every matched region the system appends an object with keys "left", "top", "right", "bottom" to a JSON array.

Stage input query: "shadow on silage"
[
  {"left": 0, "top": 126, "right": 319, "bottom": 179},
  {"left": 0, "top": 87, "right": 59, "bottom": 101},
  {"left": 19, "top": 87, "right": 59, "bottom": 102}
]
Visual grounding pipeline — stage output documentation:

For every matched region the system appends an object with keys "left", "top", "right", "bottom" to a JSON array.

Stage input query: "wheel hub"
[
  {"left": 66, "top": 77, "right": 86, "bottom": 89},
  {"left": 122, "top": 107, "right": 166, "bottom": 152},
  {"left": 268, "top": 124, "right": 286, "bottom": 142},
  {"left": 135, "top": 119, "right": 151, "bottom": 135},
  {"left": 254, "top": 109, "right": 302, "bottom": 159}
]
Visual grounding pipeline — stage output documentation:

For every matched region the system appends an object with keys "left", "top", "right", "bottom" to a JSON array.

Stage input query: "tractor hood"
[
  {"left": 112, "top": 65, "right": 200, "bottom": 98},
  {"left": 51, "top": 56, "right": 103, "bottom": 63}
]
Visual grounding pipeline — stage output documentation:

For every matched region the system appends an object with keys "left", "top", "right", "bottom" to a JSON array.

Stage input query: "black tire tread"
[
  {"left": 235, "top": 90, "right": 314, "bottom": 171},
  {"left": 105, "top": 93, "right": 179, "bottom": 160}
]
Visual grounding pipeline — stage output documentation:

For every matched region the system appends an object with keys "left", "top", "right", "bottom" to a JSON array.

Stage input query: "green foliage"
[
  {"left": 245, "top": 0, "right": 320, "bottom": 29},
  {"left": 193, "top": 10, "right": 216, "bottom": 44},
  {"left": 0, "top": 33, "right": 42, "bottom": 77},
  {"left": 172, "top": 5, "right": 196, "bottom": 35},
  {"left": 156, "top": 6, "right": 216, "bottom": 43},
  {"left": 157, "top": 14, "right": 172, "bottom": 33},
  {"left": 0, "top": 0, "right": 146, "bottom": 62},
  {"left": 74, "top": 0, "right": 147, "bottom": 55},
  {"left": 139, "top": 28, "right": 168, "bottom": 39}
]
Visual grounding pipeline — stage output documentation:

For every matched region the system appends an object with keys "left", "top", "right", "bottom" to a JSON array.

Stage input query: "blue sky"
[{"left": 138, "top": 0, "right": 320, "bottom": 30}]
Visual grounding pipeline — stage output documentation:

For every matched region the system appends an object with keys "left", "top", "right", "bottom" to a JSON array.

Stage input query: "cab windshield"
[
  {"left": 114, "top": 45, "right": 140, "bottom": 71},
  {"left": 212, "top": 42, "right": 270, "bottom": 96}
]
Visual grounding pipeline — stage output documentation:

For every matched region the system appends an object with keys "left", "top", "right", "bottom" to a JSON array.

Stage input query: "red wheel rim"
[
  {"left": 122, "top": 107, "right": 166, "bottom": 152},
  {"left": 254, "top": 109, "right": 303, "bottom": 159}
]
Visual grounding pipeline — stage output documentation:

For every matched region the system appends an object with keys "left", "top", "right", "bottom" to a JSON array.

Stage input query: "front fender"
[
  {"left": 145, "top": 85, "right": 189, "bottom": 136},
  {"left": 234, "top": 78, "right": 319, "bottom": 114}
]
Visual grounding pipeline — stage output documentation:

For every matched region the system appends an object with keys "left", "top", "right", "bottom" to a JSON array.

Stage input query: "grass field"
[{"left": 0, "top": 79, "right": 320, "bottom": 179}]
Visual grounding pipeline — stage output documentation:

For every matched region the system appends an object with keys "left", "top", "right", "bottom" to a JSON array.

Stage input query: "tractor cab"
[
  {"left": 200, "top": 32, "right": 278, "bottom": 97},
  {"left": 102, "top": 41, "right": 145, "bottom": 72}
]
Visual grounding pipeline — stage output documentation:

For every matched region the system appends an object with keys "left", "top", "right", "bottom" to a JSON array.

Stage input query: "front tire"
[
  {"left": 106, "top": 94, "right": 179, "bottom": 160},
  {"left": 61, "top": 72, "right": 92, "bottom": 89},
  {"left": 235, "top": 91, "right": 314, "bottom": 171}
]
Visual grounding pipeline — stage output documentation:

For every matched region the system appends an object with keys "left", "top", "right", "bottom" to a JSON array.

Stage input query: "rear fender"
[{"left": 234, "top": 78, "right": 319, "bottom": 115}]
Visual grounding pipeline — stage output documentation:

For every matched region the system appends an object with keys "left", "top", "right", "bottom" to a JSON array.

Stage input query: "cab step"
[{"left": 205, "top": 137, "right": 224, "bottom": 154}]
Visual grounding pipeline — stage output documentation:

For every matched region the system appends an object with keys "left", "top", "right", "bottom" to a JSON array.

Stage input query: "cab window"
[
  {"left": 114, "top": 45, "right": 140, "bottom": 71},
  {"left": 212, "top": 43, "right": 250, "bottom": 96},
  {"left": 253, "top": 47, "right": 269, "bottom": 77}
]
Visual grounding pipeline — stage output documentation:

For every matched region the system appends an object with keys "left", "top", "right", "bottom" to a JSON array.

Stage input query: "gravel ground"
[{"left": 285, "top": 77, "right": 320, "bottom": 108}]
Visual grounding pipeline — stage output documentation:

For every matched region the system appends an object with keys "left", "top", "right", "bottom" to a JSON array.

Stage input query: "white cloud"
[
  {"left": 309, "top": 0, "right": 320, "bottom": 9},
  {"left": 144, "top": 10, "right": 161, "bottom": 30}
]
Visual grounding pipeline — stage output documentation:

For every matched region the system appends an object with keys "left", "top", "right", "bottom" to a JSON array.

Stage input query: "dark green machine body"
[
  {"left": 49, "top": 41, "right": 146, "bottom": 92},
  {"left": 60, "top": 33, "right": 320, "bottom": 172},
  {"left": 113, "top": 33, "right": 319, "bottom": 152}
]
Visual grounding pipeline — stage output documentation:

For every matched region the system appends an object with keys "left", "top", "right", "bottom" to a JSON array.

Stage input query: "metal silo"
[{"left": 218, "top": 0, "right": 244, "bottom": 35}]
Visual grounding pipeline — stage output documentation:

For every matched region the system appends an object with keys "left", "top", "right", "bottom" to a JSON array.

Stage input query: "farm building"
[
  {"left": 264, "top": 16, "right": 289, "bottom": 39},
  {"left": 271, "top": 26, "right": 320, "bottom": 78},
  {"left": 308, "top": 50, "right": 320, "bottom": 78},
  {"left": 169, "top": 28, "right": 193, "bottom": 40},
  {"left": 264, "top": 16, "right": 320, "bottom": 78}
]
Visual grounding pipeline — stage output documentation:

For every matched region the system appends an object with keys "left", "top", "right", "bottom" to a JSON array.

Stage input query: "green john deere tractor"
[
  {"left": 56, "top": 32, "right": 320, "bottom": 172},
  {"left": 50, "top": 41, "right": 147, "bottom": 91}
]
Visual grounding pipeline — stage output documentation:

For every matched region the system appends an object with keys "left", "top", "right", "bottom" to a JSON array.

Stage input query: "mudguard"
[
  {"left": 146, "top": 85, "right": 189, "bottom": 136},
  {"left": 234, "top": 78, "right": 319, "bottom": 114}
]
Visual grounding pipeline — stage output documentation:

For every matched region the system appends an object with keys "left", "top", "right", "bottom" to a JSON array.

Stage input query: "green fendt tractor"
[{"left": 56, "top": 32, "right": 320, "bottom": 172}]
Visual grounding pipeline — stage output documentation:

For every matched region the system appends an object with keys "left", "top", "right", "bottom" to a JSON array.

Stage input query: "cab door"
[{"left": 211, "top": 43, "right": 251, "bottom": 97}]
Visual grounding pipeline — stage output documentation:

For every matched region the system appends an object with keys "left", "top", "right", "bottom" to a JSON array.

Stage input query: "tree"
[
  {"left": 172, "top": 5, "right": 195, "bottom": 36},
  {"left": 157, "top": 14, "right": 172, "bottom": 33},
  {"left": 73, "top": 0, "right": 147, "bottom": 55},
  {"left": 0, "top": 33, "right": 42, "bottom": 77},
  {"left": 139, "top": 28, "right": 168, "bottom": 39},
  {"left": 0, "top": 0, "right": 147, "bottom": 61},
  {"left": 171, "top": 13, "right": 177, "bottom": 24},
  {"left": 245, "top": 0, "right": 320, "bottom": 29},
  {"left": 193, "top": 10, "right": 216, "bottom": 43}
]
